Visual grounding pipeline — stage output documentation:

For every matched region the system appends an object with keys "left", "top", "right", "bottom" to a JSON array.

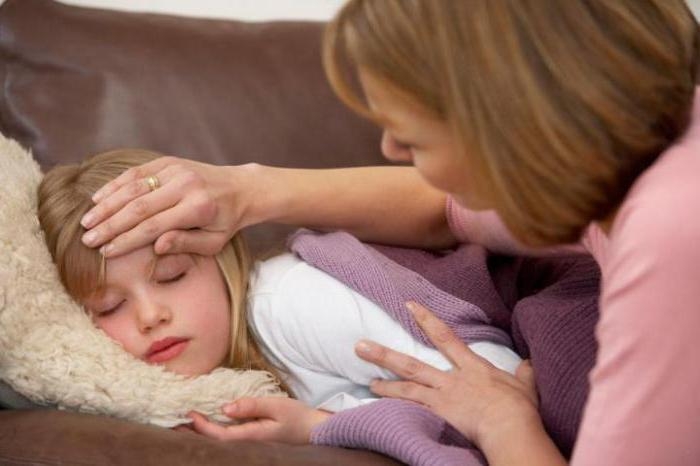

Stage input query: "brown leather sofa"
[{"left": 0, "top": 0, "right": 399, "bottom": 464}]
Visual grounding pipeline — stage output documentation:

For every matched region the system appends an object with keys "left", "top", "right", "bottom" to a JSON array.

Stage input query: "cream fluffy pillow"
[{"left": 0, "top": 134, "right": 284, "bottom": 426}]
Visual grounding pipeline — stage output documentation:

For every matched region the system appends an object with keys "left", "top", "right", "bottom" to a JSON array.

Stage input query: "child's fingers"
[
  {"left": 222, "top": 397, "right": 291, "bottom": 421},
  {"left": 172, "top": 424, "right": 196, "bottom": 434},
  {"left": 217, "top": 420, "right": 279, "bottom": 442},
  {"left": 187, "top": 412, "right": 232, "bottom": 441},
  {"left": 188, "top": 411, "right": 279, "bottom": 442}
]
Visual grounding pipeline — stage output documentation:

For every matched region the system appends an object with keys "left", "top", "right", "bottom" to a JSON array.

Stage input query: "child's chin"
[{"left": 164, "top": 362, "right": 211, "bottom": 378}]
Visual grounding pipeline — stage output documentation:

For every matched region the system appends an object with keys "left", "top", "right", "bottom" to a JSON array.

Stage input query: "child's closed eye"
[
  {"left": 158, "top": 272, "right": 187, "bottom": 284},
  {"left": 96, "top": 300, "right": 124, "bottom": 318}
]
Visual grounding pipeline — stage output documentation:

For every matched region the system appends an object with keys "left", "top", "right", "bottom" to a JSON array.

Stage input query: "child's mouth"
[{"left": 146, "top": 337, "right": 190, "bottom": 363}]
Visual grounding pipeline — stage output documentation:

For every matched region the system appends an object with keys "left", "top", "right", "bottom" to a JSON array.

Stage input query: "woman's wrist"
[
  {"left": 478, "top": 415, "right": 566, "bottom": 466},
  {"left": 236, "top": 164, "right": 334, "bottom": 230},
  {"left": 225, "top": 163, "right": 285, "bottom": 228}
]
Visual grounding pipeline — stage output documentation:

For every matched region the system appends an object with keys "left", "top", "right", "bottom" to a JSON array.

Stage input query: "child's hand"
[{"left": 187, "top": 397, "right": 331, "bottom": 445}]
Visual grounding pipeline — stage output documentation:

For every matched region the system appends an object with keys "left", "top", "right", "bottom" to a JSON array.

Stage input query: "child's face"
[{"left": 82, "top": 245, "right": 231, "bottom": 377}]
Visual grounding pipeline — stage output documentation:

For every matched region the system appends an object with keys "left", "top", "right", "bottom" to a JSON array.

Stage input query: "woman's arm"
[
  {"left": 255, "top": 164, "right": 456, "bottom": 249},
  {"left": 81, "top": 158, "right": 457, "bottom": 257}
]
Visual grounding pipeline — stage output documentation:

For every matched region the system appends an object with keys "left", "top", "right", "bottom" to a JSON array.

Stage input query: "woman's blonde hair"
[
  {"left": 38, "top": 149, "right": 288, "bottom": 392},
  {"left": 324, "top": 0, "right": 699, "bottom": 245}
]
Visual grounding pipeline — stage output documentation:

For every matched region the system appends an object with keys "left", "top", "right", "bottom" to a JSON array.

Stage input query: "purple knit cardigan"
[{"left": 289, "top": 230, "right": 600, "bottom": 465}]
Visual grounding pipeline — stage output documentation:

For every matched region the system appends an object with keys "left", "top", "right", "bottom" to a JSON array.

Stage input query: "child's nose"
[{"left": 137, "top": 300, "right": 172, "bottom": 333}]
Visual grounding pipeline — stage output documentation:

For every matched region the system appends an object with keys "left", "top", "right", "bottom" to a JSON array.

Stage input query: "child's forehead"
[
  {"left": 105, "top": 244, "right": 158, "bottom": 272},
  {"left": 107, "top": 246, "right": 192, "bottom": 269}
]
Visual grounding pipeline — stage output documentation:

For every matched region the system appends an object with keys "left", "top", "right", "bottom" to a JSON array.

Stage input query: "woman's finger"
[
  {"left": 81, "top": 177, "right": 152, "bottom": 230},
  {"left": 81, "top": 178, "right": 179, "bottom": 250},
  {"left": 407, "top": 301, "right": 485, "bottom": 369},
  {"left": 91, "top": 156, "right": 174, "bottom": 203},
  {"left": 154, "top": 228, "right": 229, "bottom": 256},
  {"left": 369, "top": 379, "right": 436, "bottom": 406},
  {"left": 515, "top": 360, "right": 538, "bottom": 405},
  {"left": 82, "top": 163, "right": 180, "bottom": 231},
  {"left": 96, "top": 190, "right": 219, "bottom": 258},
  {"left": 355, "top": 339, "right": 447, "bottom": 387}
]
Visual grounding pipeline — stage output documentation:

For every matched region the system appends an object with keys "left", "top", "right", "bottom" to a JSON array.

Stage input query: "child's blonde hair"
[
  {"left": 38, "top": 149, "right": 287, "bottom": 391},
  {"left": 324, "top": 0, "right": 699, "bottom": 246}
]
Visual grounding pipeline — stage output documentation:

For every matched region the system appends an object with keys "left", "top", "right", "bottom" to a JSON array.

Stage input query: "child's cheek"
[{"left": 96, "top": 316, "right": 139, "bottom": 357}]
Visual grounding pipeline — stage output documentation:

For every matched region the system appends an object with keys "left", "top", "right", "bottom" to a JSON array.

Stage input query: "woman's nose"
[
  {"left": 136, "top": 300, "right": 172, "bottom": 333},
  {"left": 380, "top": 131, "right": 413, "bottom": 163}
]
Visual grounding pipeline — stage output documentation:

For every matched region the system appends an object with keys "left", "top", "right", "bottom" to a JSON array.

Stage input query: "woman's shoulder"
[
  {"left": 599, "top": 140, "right": 700, "bottom": 314},
  {"left": 610, "top": 140, "right": 700, "bottom": 256},
  {"left": 577, "top": 140, "right": 700, "bottom": 466}
]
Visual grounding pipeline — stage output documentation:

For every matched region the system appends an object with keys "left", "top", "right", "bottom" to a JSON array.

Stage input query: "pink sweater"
[{"left": 446, "top": 94, "right": 700, "bottom": 465}]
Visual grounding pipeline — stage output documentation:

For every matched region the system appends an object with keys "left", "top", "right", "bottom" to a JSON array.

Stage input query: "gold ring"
[{"left": 145, "top": 175, "right": 160, "bottom": 192}]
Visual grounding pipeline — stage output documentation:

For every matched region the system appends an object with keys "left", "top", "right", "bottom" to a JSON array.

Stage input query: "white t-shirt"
[{"left": 246, "top": 253, "right": 522, "bottom": 412}]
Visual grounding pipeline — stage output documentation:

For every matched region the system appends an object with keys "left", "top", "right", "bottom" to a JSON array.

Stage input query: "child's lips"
[{"left": 146, "top": 337, "right": 190, "bottom": 363}]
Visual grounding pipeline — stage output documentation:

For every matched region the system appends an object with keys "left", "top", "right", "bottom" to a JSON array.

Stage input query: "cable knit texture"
[{"left": 292, "top": 230, "right": 600, "bottom": 463}]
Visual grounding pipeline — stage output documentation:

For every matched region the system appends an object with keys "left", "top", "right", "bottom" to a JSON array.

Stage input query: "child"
[{"left": 38, "top": 149, "right": 521, "bottom": 447}]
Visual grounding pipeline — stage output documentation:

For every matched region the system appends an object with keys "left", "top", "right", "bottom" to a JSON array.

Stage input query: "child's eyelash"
[
  {"left": 98, "top": 300, "right": 124, "bottom": 317},
  {"left": 159, "top": 272, "right": 186, "bottom": 284},
  {"left": 93, "top": 272, "right": 187, "bottom": 316}
]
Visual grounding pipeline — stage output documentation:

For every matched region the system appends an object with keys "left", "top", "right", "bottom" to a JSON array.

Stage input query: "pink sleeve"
[
  {"left": 571, "top": 182, "right": 700, "bottom": 465},
  {"left": 445, "top": 196, "right": 587, "bottom": 256}
]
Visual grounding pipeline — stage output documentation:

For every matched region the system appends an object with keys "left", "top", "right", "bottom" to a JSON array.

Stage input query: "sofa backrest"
[
  {"left": 0, "top": 0, "right": 386, "bottom": 254},
  {"left": 0, "top": 0, "right": 383, "bottom": 169}
]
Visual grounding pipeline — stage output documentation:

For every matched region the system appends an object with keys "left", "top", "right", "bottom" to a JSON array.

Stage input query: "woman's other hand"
[
  {"left": 187, "top": 397, "right": 331, "bottom": 444},
  {"left": 79, "top": 156, "right": 264, "bottom": 257},
  {"left": 355, "top": 302, "right": 543, "bottom": 452}
]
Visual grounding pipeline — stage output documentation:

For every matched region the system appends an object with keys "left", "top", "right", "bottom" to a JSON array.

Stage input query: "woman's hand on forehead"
[{"left": 79, "top": 156, "right": 259, "bottom": 259}]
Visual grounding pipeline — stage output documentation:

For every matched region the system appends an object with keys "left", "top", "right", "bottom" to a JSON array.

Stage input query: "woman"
[{"left": 78, "top": 1, "right": 700, "bottom": 465}]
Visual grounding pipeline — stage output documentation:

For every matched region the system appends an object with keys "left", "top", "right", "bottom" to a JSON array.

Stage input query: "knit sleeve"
[{"left": 310, "top": 398, "right": 486, "bottom": 466}]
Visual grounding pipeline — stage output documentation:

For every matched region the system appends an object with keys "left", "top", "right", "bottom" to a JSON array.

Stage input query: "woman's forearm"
[{"left": 249, "top": 164, "right": 457, "bottom": 249}]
